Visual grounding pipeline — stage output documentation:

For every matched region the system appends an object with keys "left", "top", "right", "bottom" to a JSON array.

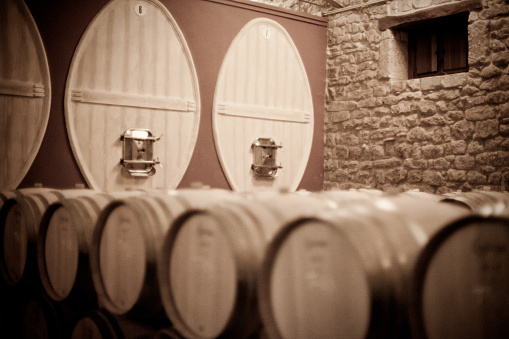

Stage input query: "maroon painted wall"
[{"left": 20, "top": 0, "right": 327, "bottom": 191}]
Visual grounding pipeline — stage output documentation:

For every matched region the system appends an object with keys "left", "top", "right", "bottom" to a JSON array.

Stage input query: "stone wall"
[
  {"left": 324, "top": 0, "right": 509, "bottom": 193},
  {"left": 250, "top": 0, "right": 509, "bottom": 193},
  {"left": 252, "top": 0, "right": 330, "bottom": 15}
]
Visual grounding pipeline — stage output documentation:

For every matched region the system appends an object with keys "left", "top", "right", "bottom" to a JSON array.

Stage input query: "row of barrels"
[{"left": 1, "top": 186, "right": 508, "bottom": 338}]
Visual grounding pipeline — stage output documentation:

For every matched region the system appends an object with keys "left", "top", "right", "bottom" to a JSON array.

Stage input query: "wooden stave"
[
  {"left": 409, "top": 214, "right": 509, "bottom": 339},
  {"left": 0, "top": 0, "right": 52, "bottom": 191},
  {"left": 257, "top": 195, "right": 471, "bottom": 339},
  {"left": 158, "top": 191, "right": 342, "bottom": 339},
  {"left": 90, "top": 189, "right": 234, "bottom": 319},
  {"left": 441, "top": 191, "right": 509, "bottom": 217},
  {"left": 0, "top": 189, "right": 95, "bottom": 291}
]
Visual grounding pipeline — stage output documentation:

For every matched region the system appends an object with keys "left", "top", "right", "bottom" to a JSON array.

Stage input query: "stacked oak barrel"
[{"left": 1, "top": 187, "right": 508, "bottom": 339}]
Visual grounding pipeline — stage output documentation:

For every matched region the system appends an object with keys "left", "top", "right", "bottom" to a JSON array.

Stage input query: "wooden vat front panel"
[
  {"left": 65, "top": 0, "right": 200, "bottom": 192},
  {"left": 213, "top": 18, "right": 314, "bottom": 192},
  {"left": 0, "top": 0, "right": 51, "bottom": 190}
]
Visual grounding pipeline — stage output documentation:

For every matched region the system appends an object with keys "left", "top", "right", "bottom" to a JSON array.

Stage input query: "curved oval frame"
[
  {"left": 0, "top": 0, "right": 51, "bottom": 190},
  {"left": 213, "top": 18, "right": 314, "bottom": 192},
  {"left": 65, "top": 0, "right": 200, "bottom": 192}
]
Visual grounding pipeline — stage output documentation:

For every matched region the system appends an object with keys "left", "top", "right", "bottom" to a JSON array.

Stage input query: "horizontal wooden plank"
[
  {"left": 0, "top": 79, "right": 45, "bottom": 97},
  {"left": 217, "top": 102, "right": 311, "bottom": 123},
  {"left": 71, "top": 88, "right": 196, "bottom": 112}
]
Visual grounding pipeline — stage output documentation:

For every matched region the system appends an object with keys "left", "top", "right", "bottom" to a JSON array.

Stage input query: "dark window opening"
[{"left": 407, "top": 12, "right": 469, "bottom": 79}]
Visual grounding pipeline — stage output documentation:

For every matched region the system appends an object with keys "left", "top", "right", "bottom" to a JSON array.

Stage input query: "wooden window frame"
[{"left": 407, "top": 12, "right": 469, "bottom": 79}]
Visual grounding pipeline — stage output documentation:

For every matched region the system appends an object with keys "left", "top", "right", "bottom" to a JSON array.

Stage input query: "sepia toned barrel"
[
  {"left": 0, "top": 0, "right": 51, "bottom": 191},
  {"left": 21, "top": 294, "right": 79, "bottom": 339},
  {"left": 70, "top": 308, "right": 160, "bottom": 339},
  {"left": 65, "top": 0, "right": 200, "bottom": 192},
  {"left": 257, "top": 194, "right": 471, "bottom": 339},
  {"left": 0, "top": 188, "right": 95, "bottom": 291},
  {"left": 410, "top": 214, "right": 509, "bottom": 339},
  {"left": 90, "top": 189, "right": 233, "bottom": 319},
  {"left": 36, "top": 190, "right": 144, "bottom": 306},
  {"left": 157, "top": 191, "right": 344, "bottom": 339}
]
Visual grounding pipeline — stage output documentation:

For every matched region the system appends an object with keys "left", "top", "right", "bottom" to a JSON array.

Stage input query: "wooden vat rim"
[
  {"left": 64, "top": 0, "right": 201, "bottom": 191},
  {"left": 1, "top": 0, "right": 52, "bottom": 190},
  {"left": 212, "top": 17, "right": 314, "bottom": 192}
]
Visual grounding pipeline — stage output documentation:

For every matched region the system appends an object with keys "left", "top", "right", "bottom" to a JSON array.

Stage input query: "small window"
[{"left": 407, "top": 12, "right": 469, "bottom": 79}]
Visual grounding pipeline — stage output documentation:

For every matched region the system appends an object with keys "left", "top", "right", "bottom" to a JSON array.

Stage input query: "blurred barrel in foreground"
[
  {"left": 0, "top": 188, "right": 94, "bottom": 291},
  {"left": 410, "top": 214, "right": 509, "bottom": 339},
  {"left": 90, "top": 188, "right": 233, "bottom": 319},
  {"left": 157, "top": 190, "right": 354, "bottom": 339},
  {"left": 37, "top": 191, "right": 144, "bottom": 306},
  {"left": 257, "top": 194, "right": 471, "bottom": 339}
]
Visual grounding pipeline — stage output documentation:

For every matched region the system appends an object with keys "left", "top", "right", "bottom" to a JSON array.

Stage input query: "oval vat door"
[
  {"left": 65, "top": 0, "right": 200, "bottom": 191},
  {"left": 213, "top": 18, "right": 314, "bottom": 192},
  {"left": 0, "top": 0, "right": 51, "bottom": 190}
]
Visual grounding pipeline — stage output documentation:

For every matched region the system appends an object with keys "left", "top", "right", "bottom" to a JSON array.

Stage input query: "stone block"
[
  {"left": 473, "top": 119, "right": 499, "bottom": 139},
  {"left": 349, "top": 146, "right": 363, "bottom": 158},
  {"left": 332, "top": 111, "right": 351, "bottom": 123},
  {"left": 407, "top": 170, "right": 423, "bottom": 183},
  {"left": 446, "top": 140, "right": 467, "bottom": 155},
  {"left": 391, "top": 101, "right": 414, "bottom": 115},
  {"left": 441, "top": 73, "right": 468, "bottom": 88},
  {"left": 476, "top": 151, "right": 509, "bottom": 166},
  {"left": 420, "top": 115, "right": 447, "bottom": 126},
  {"left": 500, "top": 124, "right": 509, "bottom": 136},
  {"left": 480, "top": 64, "right": 502, "bottom": 78},
  {"left": 485, "top": 136, "right": 505, "bottom": 151},
  {"left": 373, "top": 157, "right": 402, "bottom": 168},
  {"left": 421, "top": 77, "right": 443, "bottom": 91},
  {"left": 397, "top": 0, "right": 413, "bottom": 12},
  {"left": 359, "top": 161, "right": 373, "bottom": 170},
  {"left": 498, "top": 75, "right": 509, "bottom": 90},
  {"left": 385, "top": 167, "right": 408, "bottom": 183},
  {"left": 446, "top": 111, "right": 465, "bottom": 121},
  {"left": 333, "top": 169, "right": 349, "bottom": 182},
  {"left": 467, "top": 140, "right": 484, "bottom": 155},
  {"left": 467, "top": 171, "right": 487, "bottom": 185},
  {"left": 488, "top": 172, "right": 502, "bottom": 184},
  {"left": 465, "top": 106, "right": 496, "bottom": 120},
  {"left": 431, "top": 126, "right": 452, "bottom": 144},
  {"left": 454, "top": 154, "right": 476, "bottom": 169},
  {"left": 487, "top": 91, "right": 509, "bottom": 104},
  {"left": 447, "top": 169, "right": 467, "bottom": 181},
  {"left": 397, "top": 143, "right": 414, "bottom": 159},
  {"left": 413, "top": 0, "right": 433, "bottom": 8},
  {"left": 422, "top": 144, "right": 445, "bottom": 158},
  {"left": 422, "top": 170, "right": 446, "bottom": 186},
  {"left": 429, "top": 158, "right": 451, "bottom": 170},
  {"left": 334, "top": 145, "right": 349, "bottom": 159},
  {"left": 451, "top": 120, "right": 474, "bottom": 140},
  {"left": 328, "top": 100, "right": 358, "bottom": 112},
  {"left": 407, "top": 127, "right": 429, "bottom": 142}
]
